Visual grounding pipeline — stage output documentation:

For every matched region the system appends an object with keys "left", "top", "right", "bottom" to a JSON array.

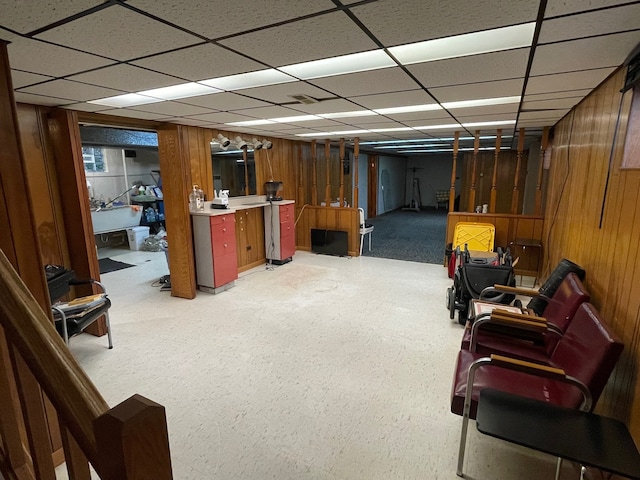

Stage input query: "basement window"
[{"left": 82, "top": 146, "right": 106, "bottom": 173}]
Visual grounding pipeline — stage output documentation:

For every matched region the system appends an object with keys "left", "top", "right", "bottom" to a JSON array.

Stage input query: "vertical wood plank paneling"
[{"left": 542, "top": 67, "right": 640, "bottom": 441}]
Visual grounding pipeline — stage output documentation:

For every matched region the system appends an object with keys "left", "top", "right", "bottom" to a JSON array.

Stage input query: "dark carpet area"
[
  {"left": 361, "top": 209, "right": 447, "bottom": 264},
  {"left": 99, "top": 257, "right": 135, "bottom": 274}
]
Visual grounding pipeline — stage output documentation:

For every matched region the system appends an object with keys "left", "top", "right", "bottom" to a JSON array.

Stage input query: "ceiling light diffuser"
[
  {"left": 200, "top": 69, "right": 296, "bottom": 91},
  {"left": 374, "top": 104, "right": 441, "bottom": 115},
  {"left": 442, "top": 96, "right": 521, "bottom": 109},
  {"left": 139, "top": 82, "right": 221, "bottom": 100},
  {"left": 388, "top": 22, "right": 535, "bottom": 65},
  {"left": 226, "top": 119, "right": 276, "bottom": 126},
  {"left": 272, "top": 115, "right": 321, "bottom": 123},
  {"left": 280, "top": 50, "right": 395, "bottom": 80},
  {"left": 461, "top": 120, "right": 517, "bottom": 127},
  {"left": 88, "top": 93, "right": 163, "bottom": 107},
  {"left": 318, "top": 110, "right": 378, "bottom": 119}
]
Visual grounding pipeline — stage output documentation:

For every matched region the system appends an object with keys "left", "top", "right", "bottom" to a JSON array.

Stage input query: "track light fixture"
[
  {"left": 234, "top": 136, "right": 248, "bottom": 149},
  {"left": 216, "top": 133, "right": 230, "bottom": 147},
  {"left": 261, "top": 139, "right": 273, "bottom": 149},
  {"left": 251, "top": 138, "right": 263, "bottom": 150}
]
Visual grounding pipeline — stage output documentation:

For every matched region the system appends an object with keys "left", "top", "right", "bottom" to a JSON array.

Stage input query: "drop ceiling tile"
[
  {"left": 524, "top": 88, "right": 593, "bottom": 101},
  {"left": 18, "top": 79, "right": 125, "bottom": 102},
  {"left": 0, "top": 0, "right": 102, "bottom": 34},
  {"left": 526, "top": 68, "right": 615, "bottom": 94},
  {"left": 128, "top": 0, "right": 335, "bottom": 40},
  {"left": 68, "top": 64, "right": 181, "bottom": 92},
  {"left": 62, "top": 102, "right": 111, "bottom": 113},
  {"left": 286, "top": 98, "right": 363, "bottom": 114},
  {"left": 11, "top": 70, "right": 54, "bottom": 89},
  {"left": 429, "top": 79, "right": 525, "bottom": 103},
  {"left": 164, "top": 117, "right": 213, "bottom": 127},
  {"left": 408, "top": 48, "right": 530, "bottom": 88},
  {"left": 99, "top": 108, "right": 172, "bottom": 120},
  {"left": 404, "top": 117, "right": 460, "bottom": 128},
  {"left": 239, "top": 82, "right": 331, "bottom": 105},
  {"left": 545, "top": 0, "right": 634, "bottom": 18},
  {"left": 232, "top": 105, "right": 307, "bottom": 119},
  {"left": 350, "top": 0, "right": 538, "bottom": 47},
  {"left": 7, "top": 38, "right": 114, "bottom": 77},
  {"left": 530, "top": 31, "right": 640, "bottom": 76},
  {"left": 36, "top": 5, "right": 201, "bottom": 61},
  {"left": 309, "top": 67, "right": 419, "bottom": 97},
  {"left": 179, "top": 92, "right": 270, "bottom": 110},
  {"left": 452, "top": 104, "right": 520, "bottom": 117},
  {"left": 131, "top": 101, "right": 214, "bottom": 117},
  {"left": 539, "top": 4, "right": 640, "bottom": 44},
  {"left": 350, "top": 90, "right": 436, "bottom": 109},
  {"left": 220, "top": 11, "right": 378, "bottom": 66},
  {"left": 347, "top": 115, "right": 397, "bottom": 125},
  {"left": 519, "top": 110, "right": 568, "bottom": 120},
  {"left": 13, "top": 91, "right": 73, "bottom": 106},
  {"left": 185, "top": 112, "right": 258, "bottom": 123},
  {"left": 382, "top": 110, "right": 454, "bottom": 122},
  {"left": 521, "top": 97, "right": 583, "bottom": 110},
  {"left": 454, "top": 112, "right": 518, "bottom": 123},
  {"left": 131, "top": 44, "right": 264, "bottom": 81}
]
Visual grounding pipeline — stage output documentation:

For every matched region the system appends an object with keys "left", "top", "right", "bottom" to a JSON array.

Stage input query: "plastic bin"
[{"left": 126, "top": 226, "right": 150, "bottom": 251}]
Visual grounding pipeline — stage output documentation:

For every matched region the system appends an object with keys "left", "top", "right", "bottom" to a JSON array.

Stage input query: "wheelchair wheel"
[
  {"left": 458, "top": 308, "right": 468, "bottom": 326},
  {"left": 447, "top": 287, "right": 455, "bottom": 319}
]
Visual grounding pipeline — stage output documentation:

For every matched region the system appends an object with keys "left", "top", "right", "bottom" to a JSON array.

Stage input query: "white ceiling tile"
[
  {"left": 131, "top": 101, "right": 214, "bottom": 117},
  {"left": 7, "top": 38, "right": 114, "bottom": 76},
  {"left": 131, "top": 44, "right": 265, "bottom": 82},
  {"left": 519, "top": 110, "right": 568, "bottom": 120},
  {"left": 351, "top": 90, "right": 436, "bottom": 109},
  {"left": 11, "top": 70, "right": 54, "bottom": 89},
  {"left": 239, "top": 82, "right": 331, "bottom": 104},
  {"left": 179, "top": 92, "right": 270, "bottom": 110},
  {"left": 545, "top": 0, "right": 635, "bottom": 18},
  {"left": 351, "top": 0, "right": 539, "bottom": 47},
  {"left": 286, "top": 98, "right": 362, "bottom": 114},
  {"left": 539, "top": 4, "right": 640, "bottom": 44},
  {"left": 524, "top": 89, "right": 593, "bottom": 101},
  {"left": 530, "top": 31, "right": 640, "bottom": 76},
  {"left": 404, "top": 118, "right": 460, "bottom": 128},
  {"left": 128, "top": 0, "right": 335, "bottom": 40},
  {"left": 13, "top": 91, "right": 73, "bottom": 106},
  {"left": 62, "top": 102, "right": 112, "bottom": 113},
  {"left": 526, "top": 68, "right": 615, "bottom": 94},
  {"left": 220, "top": 11, "right": 378, "bottom": 66},
  {"left": 18, "top": 79, "right": 125, "bottom": 102},
  {"left": 0, "top": 0, "right": 102, "bottom": 34},
  {"left": 98, "top": 108, "right": 172, "bottom": 120},
  {"left": 36, "top": 5, "right": 201, "bottom": 61},
  {"left": 309, "top": 67, "right": 419, "bottom": 97},
  {"left": 429, "top": 79, "right": 525, "bottom": 103},
  {"left": 382, "top": 110, "right": 455, "bottom": 122},
  {"left": 454, "top": 112, "right": 518, "bottom": 123},
  {"left": 185, "top": 112, "right": 258, "bottom": 123},
  {"left": 408, "top": 48, "right": 530, "bottom": 88},
  {"left": 167, "top": 117, "right": 215, "bottom": 127},
  {"left": 68, "top": 64, "right": 181, "bottom": 92},
  {"left": 521, "top": 97, "right": 583, "bottom": 110},
  {"left": 232, "top": 105, "right": 306, "bottom": 118}
]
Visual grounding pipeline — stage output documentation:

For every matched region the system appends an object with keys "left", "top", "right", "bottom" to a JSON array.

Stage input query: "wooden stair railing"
[{"left": 0, "top": 249, "right": 173, "bottom": 480}]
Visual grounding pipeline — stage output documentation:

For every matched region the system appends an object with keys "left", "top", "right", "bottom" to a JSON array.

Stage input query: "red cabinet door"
[
  {"left": 280, "top": 220, "right": 295, "bottom": 259},
  {"left": 210, "top": 215, "right": 238, "bottom": 287}
]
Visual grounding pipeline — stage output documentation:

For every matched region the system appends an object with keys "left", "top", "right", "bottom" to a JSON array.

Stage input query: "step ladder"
[{"left": 403, "top": 177, "right": 421, "bottom": 212}]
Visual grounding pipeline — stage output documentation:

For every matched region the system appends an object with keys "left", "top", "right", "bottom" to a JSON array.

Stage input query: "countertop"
[{"left": 190, "top": 198, "right": 294, "bottom": 217}]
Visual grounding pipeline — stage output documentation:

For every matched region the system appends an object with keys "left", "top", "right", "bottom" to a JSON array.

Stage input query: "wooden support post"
[
  {"left": 468, "top": 130, "right": 480, "bottom": 212},
  {"left": 339, "top": 138, "right": 345, "bottom": 207},
  {"left": 511, "top": 127, "right": 525, "bottom": 214},
  {"left": 297, "top": 143, "right": 304, "bottom": 205},
  {"left": 354, "top": 138, "right": 359, "bottom": 209},
  {"left": 311, "top": 140, "right": 317, "bottom": 206},
  {"left": 449, "top": 132, "right": 459, "bottom": 212},
  {"left": 324, "top": 140, "right": 331, "bottom": 206},
  {"left": 242, "top": 147, "right": 249, "bottom": 195},
  {"left": 94, "top": 395, "right": 172, "bottom": 480},
  {"left": 489, "top": 129, "right": 502, "bottom": 213},
  {"left": 535, "top": 126, "right": 549, "bottom": 216}
]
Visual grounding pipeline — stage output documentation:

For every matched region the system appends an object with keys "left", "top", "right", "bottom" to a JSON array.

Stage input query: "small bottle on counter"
[
  {"left": 196, "top": 185, "right": 204, "bottom": 210},
  {"left": 189, "top": 185, "right": 198, "bottom": 211}
]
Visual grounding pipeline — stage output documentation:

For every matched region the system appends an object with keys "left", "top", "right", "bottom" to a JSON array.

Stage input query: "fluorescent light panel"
[
  {"left": 374, "top": 104, "right": 441, "bottom": 115},
  {"left": 139, "top": 82, "right": 221, "bottom": 100},
  {"left": 200, "top": 69, "right": 296, "bottom": 90},
  {"left": 388, "top": 23, "right": 535, "bottom": 65},
  {"left": 442, "top": 96, "right": 520, "bottom": 109},
  {"left": 318, "top": 110, "right": 377, "bottom": 119},
  {"left": 226, "top": 119, "right": 276, "bottom": 126},
  {"left": 88, "top": 93, "right": 163, "bottom": 107},
  {"left": 279, "top": 50, "right": 396, "bottom": 80},
  {"left": 399, "top": 146, "right": 512, "bottom": 153}
]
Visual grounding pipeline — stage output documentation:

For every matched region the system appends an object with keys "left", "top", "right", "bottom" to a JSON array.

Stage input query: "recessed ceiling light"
[
  {"left": 413, "top": 123, "right": 462, "bottom": 130},
  {"left": 88, "top": 93, "right": 163, "bottom": 107},
  {"left": 374, "top": 104, "right": 441, "bottom": 115},
  {"left": 272, "top": 115, "right": 322, "bottom": 123},
  {"left": 442, "top": 96, "right": 521, "bottom": 109},
  {"left": 461, "top": 120, "right": 517, "bottom": 127},
  {"left": 138, "top": 82, "right": 221, "bottom": 100},
  {"left": 200, "top": 69, "right": 296, "bottom": 91},
  {"left": 369, "top": 127, "right": 415, "bottom": 133},
  {"left": 318, "top": 110, "right": 378, "bottom": 119},
  {"left": 280, "top": 50, "right": 396, "bottom": 80},
  {"left": 296, "top": 129, "right": 370, "bottom": 137},
  {"left": 388, "top": 23, "right": 535, "bottom": 65}
]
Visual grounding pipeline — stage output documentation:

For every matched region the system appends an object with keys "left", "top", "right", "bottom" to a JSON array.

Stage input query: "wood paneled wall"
[
  {"left": 294, "top": 206, "right": 360, "bottom": 256},
  {"left": 542, "top": 67, "right": 640, "bottom": 441}
]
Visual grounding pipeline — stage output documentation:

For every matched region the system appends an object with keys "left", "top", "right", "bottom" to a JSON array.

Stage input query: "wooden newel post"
[
  {"left": 535, "top": 126, "right": 549, "bottom": 215},
  {"left": 311, "top": 140, "right": 317, "bottom": 206},
  {"left": 339, "top": 138, "right": 345, "bottom": 207},
  {"left": 511, "top": 127, "right": 525, "bottom": 214},
  {"left": 449, "top": 132, "right": 459, "bottom": 212},
  {"left": 324, "top": 140, "right": 331, "bottom": 206},
  {"left": 489, "top": 129, "right": 502, "bottom": 213},
  {"left": 94, "top": 394, "right": 173, "bottom": 480},
  {"left": 354, "top": 138, "right": 359, "bottom": 209},
  {"left": 468, "top": 130, "right": 479, "bottom": 212}
]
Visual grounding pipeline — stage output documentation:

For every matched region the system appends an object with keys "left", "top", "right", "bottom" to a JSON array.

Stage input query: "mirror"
[{"left": 211, "top": 143, "right": 256, "bottom": 197}]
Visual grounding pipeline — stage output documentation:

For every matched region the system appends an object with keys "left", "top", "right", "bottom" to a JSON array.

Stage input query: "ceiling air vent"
[{"left": 288, "top": 94, "right": 319, "bottom": 105}]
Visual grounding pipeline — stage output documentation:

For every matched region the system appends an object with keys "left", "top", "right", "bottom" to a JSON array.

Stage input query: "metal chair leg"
[
  {"left": 104, "top": 311, "right": 113, "bottom": 349},
  {"left": 360, "top": 234, "right": 364, "bottom": 255}
]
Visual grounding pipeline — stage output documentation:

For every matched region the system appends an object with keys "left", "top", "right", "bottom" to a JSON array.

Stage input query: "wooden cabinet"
[
  {"left": 264, "top": 202, "right": 296, "bottom": 264},
  {"left": 192, "top": 213, "right": 238, "bottom": 293},
  {"left": 235, "top": 208, "right": 266, "bottom": 271}
]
